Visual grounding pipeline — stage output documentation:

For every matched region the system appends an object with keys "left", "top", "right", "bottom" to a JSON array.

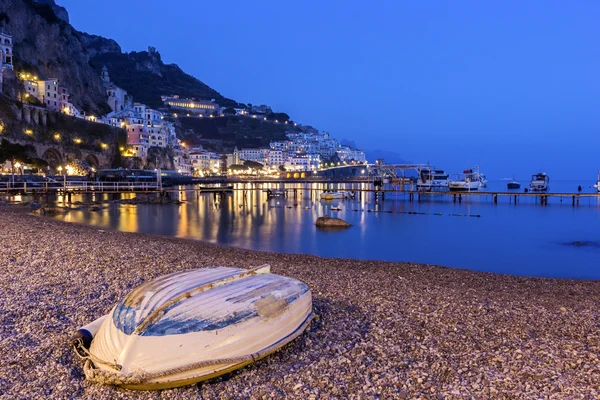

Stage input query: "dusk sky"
[{"left": 60, "top": 0, "right": 600, "bottom": 180}]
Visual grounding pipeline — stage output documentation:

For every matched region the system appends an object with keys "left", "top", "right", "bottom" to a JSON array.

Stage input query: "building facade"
[
  {"left": 163, "top": 96, "right": 219, "bottom": 115},
  {"left": 0, "top": 33, "right": 13, "bottom": 70}
]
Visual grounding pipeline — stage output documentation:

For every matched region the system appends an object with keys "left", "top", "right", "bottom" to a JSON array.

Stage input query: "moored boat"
[
  {"left": 594, "top": 171, "right": 600, "bottom": 192},
  {"left": 529, "top": 172, "right": 550, "bottom": 192},
  {"left": 71, "top": 265, "right": 313, "bottom": 390},
  {"left": 320, "top": 190, "right": 355, "bottom": 200},
  {"left": 416, "top": 166, "right": 449, "bottom": 190},
  {"left": 448, "top": 166, "right": 486, "bottom": 191},
  {"left": 507, "top": 181, "right": 521, "bottom": 189}
]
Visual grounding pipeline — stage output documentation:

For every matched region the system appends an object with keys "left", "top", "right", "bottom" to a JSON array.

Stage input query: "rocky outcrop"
[
  {"left": 76, "top": 32, "right": 121, "bottom": 58},
  {"left": 0, "top": 0, "right": 106, "bottom": 114},
  {"left": 316, "top": 216, "right": 351, "bottom": 228},
  {"left": 34, "top": 0, "right": 69, "bottom": 23}
]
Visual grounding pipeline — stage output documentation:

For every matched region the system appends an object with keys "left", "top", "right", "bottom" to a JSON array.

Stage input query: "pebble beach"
[{"left": 1, "top": 208, "right": 600, "bottom": 399}]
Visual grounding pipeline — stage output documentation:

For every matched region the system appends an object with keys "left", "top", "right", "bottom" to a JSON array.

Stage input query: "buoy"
[{"left": 71, "top": 315, "right": 108, "bottom": 349}]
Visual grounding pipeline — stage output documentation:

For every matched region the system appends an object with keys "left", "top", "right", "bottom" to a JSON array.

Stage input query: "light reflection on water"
[{"left": 48, "top": 181, "right": 600, "bottom": 279}]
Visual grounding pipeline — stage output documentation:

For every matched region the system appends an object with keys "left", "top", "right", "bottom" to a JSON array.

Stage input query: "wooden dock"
[{"left": 2, "top": 181, "right": 599, "bottom": 206}]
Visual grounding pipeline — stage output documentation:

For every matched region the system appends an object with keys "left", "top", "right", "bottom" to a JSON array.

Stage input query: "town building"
[
  {"left": 162, "top": 96, "right": 219, "bottom": 115},
  {"left": 250, "top": 104, "right": 271, "bottom": 114},
  {"left": 102, "top": 66, "right": 132, "bottom": 112},
  {"left": 266, "top": 150, "right": 285, "bottom": 167},
  {"left": 336, "top": 146, "right": 367, "bottom": 163},
  {"left": 38, "top": 78, "right": 60, "bottom": 110},
  {"left": 234, "top": 148, "right": 268, "bottom": 165},
  {"left": 0, "top": 32, "right": 13, "bottom": 70},
  {"left": 284, "top": 153, "right": 320, "bottom": 172}
]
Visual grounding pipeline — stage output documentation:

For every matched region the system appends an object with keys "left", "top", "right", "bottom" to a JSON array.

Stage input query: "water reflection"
[{"left": 44, "top": 181, "right": 600, "bottom": 279}]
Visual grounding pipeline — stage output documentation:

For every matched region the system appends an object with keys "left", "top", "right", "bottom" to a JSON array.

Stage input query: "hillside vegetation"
[
  {"left": 177, "top": 116, "right": 299, "bottom": 152},
  {"left": 90, "top": 51, "right": 237, "bottom": 109}
]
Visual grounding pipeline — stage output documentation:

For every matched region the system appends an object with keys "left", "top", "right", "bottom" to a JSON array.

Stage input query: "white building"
[
  {"left": 284, "top": 154, "right": 320, "bottom": 172},
  {"left": 102, "top": 66, "right": 132, "bottom": 112},
  {"left": 173, "top": 144, "right": 193, "bottom": 174},
  {"left": 266, "top": 150, "right": 285, "bottom": 167},
  {"left": 148, "top": 125, "right": 167, "bottom": 148},
  {"left": 234, "top": 148, "right": 268, "bottom": 165},
  {"left": 336, "top": 146, "right": 367, "bottom": 163},
  {"left": 134, "top": 103, "right": 164, "bottom": 125},
  {"left": 0, "top": 32, "right": 13, "bottom": 70}
]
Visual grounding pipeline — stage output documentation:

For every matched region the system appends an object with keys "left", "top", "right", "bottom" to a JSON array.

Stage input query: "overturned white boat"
[{"left": 72, "top": 265, "right": 313, "bottom": 390}]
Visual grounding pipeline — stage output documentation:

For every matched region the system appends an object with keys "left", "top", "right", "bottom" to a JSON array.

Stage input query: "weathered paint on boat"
[{"left": 74, "top": 265, "right": 313, "bottom": 390}]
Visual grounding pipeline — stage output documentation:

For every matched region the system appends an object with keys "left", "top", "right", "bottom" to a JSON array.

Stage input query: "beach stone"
[{"left": 316, "top": 216, "right": 351, "bottom": 228}]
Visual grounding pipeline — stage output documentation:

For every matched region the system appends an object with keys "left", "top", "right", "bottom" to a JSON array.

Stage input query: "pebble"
[{"left": 0, "top": 208, "right": 599, "bottom": 399}]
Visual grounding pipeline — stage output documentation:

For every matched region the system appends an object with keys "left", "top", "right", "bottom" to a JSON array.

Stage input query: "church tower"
[{"left": 101, "top": 65, "right": 110, "bottom": 85}]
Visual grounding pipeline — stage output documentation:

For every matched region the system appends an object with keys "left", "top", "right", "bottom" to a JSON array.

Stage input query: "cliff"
[
  {"left": 0, "top": 0, "right": 106, "bottom": 114},
  {"left": 90, "top": 50, "right": 238, "bottom": 109},
  {"left": 33, "top": 0, "right": 68, "bottom": 23},
  {"left": 76, "top": 32, "right": 121, "bottom": 58}
]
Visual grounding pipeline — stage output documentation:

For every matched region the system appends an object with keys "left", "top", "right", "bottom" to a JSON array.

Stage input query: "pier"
[{"left": 2, "top": 180, "right": 599, "bottom": 207}]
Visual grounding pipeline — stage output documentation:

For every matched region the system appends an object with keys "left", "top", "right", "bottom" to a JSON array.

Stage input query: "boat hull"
[
  {"left": 75, "top": 266, "right": 313, "bottom": 390},
  {"left": 320, "top": 192, "right": 352, "bottom": 200}
]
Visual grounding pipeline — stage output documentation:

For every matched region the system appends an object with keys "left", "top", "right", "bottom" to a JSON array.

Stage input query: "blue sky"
[{"left": 60, "top": 0, "right": 600, "bottom": 180}]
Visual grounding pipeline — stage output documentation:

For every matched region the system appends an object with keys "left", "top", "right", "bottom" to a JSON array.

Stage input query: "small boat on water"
[
  {"left": 507, "top": 175, "right": 521, "bottom": 189},
  {"left": 529, "top": 172, "right": 550, "bottom": 192},
  {"left": 594, "top": 171, "right": 600, "bottom": 192},
  {"left": 416, "top": 166, "right": 449, "bottom": 190},
  {"left": 448, "top": 166, "right": 486, "bottom": 191},
  {"left": 320, "top": 190, "right": 355, "bottom": 200},
  {"left": 507, "top": 181, "right": 521, "bottom": 189},
  {"left": 264, "top": 189, "right": 287, "bottom": 198},
  {"left": 71, "top": 265, "right": 313, "bottom": 390}
]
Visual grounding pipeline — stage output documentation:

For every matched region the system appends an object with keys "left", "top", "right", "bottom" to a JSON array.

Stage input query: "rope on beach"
[{"left": 78, "top": 313, "right": 315, "bottom": 387}]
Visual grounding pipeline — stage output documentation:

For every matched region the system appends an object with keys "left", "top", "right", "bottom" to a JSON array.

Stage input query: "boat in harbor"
[
  {"left": 594, "top": 171, "right": 600, "bottom": 192},
  {"left": 264, "top": 189, "right": 287, "bottom": 198},
  {"left": 507, "top": 180, "right": 521, "bottom": 189},
  {"left": 320, "top": 190, "right": 355, "bottom": 200},
  {"left": 71, "top": 265, "right": 313, "bottom": 390},
  {"left": 448, "top": 166, "right": 486, "bottom": 191},
  {"left": 529, "top": 172, "right": 550, "bottom": 192},
  {"left": 416, "top": 166, "right": 449, "bottom": 190},
  {"left": 507, "top": 176, "right": 521, "bottom": 189}
]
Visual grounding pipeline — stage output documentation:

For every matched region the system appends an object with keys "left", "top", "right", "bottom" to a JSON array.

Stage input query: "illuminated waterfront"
[{"left": 39, "top": 180, "right": 600, "bottom": 279}]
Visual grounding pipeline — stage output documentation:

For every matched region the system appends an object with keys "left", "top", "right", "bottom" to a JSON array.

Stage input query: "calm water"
[{"left": 46, "top": 180, "right": 600, "bottom": 279}]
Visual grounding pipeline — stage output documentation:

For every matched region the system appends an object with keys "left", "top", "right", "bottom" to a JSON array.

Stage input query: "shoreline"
[{"left": 1, "top": 210, "right": 600, "bottom": 398}]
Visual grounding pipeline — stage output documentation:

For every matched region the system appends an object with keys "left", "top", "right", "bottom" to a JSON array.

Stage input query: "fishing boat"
[
  {"left": 507, "top": 175, "right": 521, "bottom": 189},
  {"left": 416, "top": 166, "right": 449, "bottom": 190},
  {"left": 507, "top": 181, "right": 521, "bottom": 189},
  {"left": 529, "top": 172, "right": 550, "bottom": 192},
  {"left": 71, "top": 265, "right": 313, "bottom": 390},
  {"left": 448, "top": 166, "right": 486, "bottom": 191},
  {"left": 320, "top": 190, "right": 355, "bottom": 200},
  {"left": 264, "top": 189, "right": 287, "bottom": 198},
  {"left": 594, "top": 171, "right": 600, "bottom": 192}
]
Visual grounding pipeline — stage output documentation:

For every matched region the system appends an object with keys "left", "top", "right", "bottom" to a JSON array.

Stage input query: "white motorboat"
[
  {"left": 416, "top": 167, "right": 449, "bottom": 190},
  {"left": 594, "top": 171, "right": 600, "bottom": 192},
  {"left": 72, "top": 265, "right": 313, "bottom": 390},
  {"left": 320, "top": 190, "right": 355, "bottom": 200},
  {"left": 529, "top": 172, "right": 550, "bottom": 192},
  {"left": 448, "top": 166, "right": 486, "bottom": 191}
]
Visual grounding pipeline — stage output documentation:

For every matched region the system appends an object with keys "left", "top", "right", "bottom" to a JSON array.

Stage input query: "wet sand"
[{"left": 1, "top": 209, "right": 599, "bottom": 399}]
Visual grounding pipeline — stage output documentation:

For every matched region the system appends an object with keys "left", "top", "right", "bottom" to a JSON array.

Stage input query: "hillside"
[
  {"left": 89, "top": 50, "right": 238, "bottom": 109},
  {"left": 0, "top": 0, "right": 107, "bottom": 113},
  {"left": 177, "top": 116, "right": 298, "bottom": 152}
]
